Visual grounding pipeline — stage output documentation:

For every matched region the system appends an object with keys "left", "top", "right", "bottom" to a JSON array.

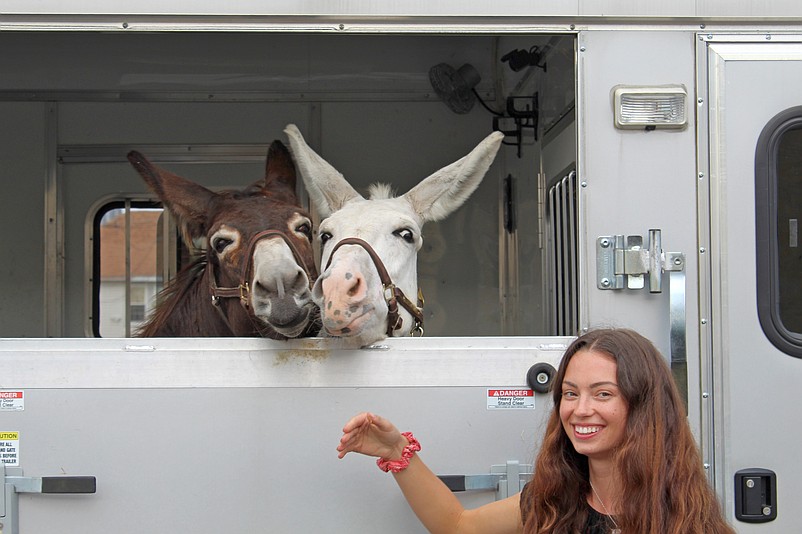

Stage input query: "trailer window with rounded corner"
[
  {"left": 92, "top": 200, "right": 180, "bottom": 338},
  {"left": 75, "top": 31, "right": 578, "bottom": 339},
  {"left": 755, "top": 106, "right": 802, "bottom": 357}
]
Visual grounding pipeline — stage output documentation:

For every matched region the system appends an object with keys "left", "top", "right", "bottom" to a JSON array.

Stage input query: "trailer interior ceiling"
[{"left": 0, "top": 31, "right": 576, "bottom": 338}]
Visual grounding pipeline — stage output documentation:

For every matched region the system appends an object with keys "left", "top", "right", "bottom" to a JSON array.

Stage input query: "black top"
[
  {"left": 519, "top": 485, "right": 618, "bottom": 533},
  {"left": 584, "top": 504, "right": 618, "bottom": 534}
]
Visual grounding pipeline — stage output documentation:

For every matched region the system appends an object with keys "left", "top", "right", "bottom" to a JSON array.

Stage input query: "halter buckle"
[
  {"left": 239, "top": 282, "right": 250, "bottom": 308},
  {"left": 383, "top": 283, "right": 397, "bottom": 302}
]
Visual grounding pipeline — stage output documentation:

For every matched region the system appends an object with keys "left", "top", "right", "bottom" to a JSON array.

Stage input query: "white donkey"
[{"left": 285, "top": 124, "right": 504, "bottom": 347}]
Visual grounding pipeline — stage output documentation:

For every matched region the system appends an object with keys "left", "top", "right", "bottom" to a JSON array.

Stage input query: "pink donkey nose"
[{"left": 320, "top": 264, "right": 369, "bottom": 330}]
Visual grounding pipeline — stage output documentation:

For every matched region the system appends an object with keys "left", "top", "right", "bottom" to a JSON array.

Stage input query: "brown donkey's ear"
[
  {"left": 127, "top": 150, "right": 219, "bottom": 247},
  {"left": 261, "top": 140, "right": 301, "bottom": 206}
]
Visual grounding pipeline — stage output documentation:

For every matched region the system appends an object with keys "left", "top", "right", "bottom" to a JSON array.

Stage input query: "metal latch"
[
  {"left": 438, "top": 461, "right": 532, "bottom": 501},
  {"left": 734, "top": 468, "right": 777, "bottom": 523},
  {"left": 2, "top": 463, "right": 96, "bottom": 533},
  {"left": 596, "top": 229, "right": 684, "bottom": 292},
  {"left": 596, "top": 229, "right": 688, "bottom": 408}
]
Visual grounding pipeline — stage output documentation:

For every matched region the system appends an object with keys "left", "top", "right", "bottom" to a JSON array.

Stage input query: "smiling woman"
[
  {"left": 337, "top": 328, "right": 736, "bottom": 534},
  {"left": 558, "top": 350, "right": 628, "bottom": 464},
  {"left": 520, "top": 329, "right": 735, "bottom": 534}
]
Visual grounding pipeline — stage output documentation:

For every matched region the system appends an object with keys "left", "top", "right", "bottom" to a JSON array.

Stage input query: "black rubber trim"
[{"left": 755, "top": 106, "right": 802, "bottom": 358}]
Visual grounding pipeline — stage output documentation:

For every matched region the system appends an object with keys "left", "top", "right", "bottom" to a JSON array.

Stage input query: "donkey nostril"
[
  {"left": 253, "top": 281, "right": 278, "bottom": 301},
  {"left": 347, "top": 274, "right": 362, "bottom": 297},
  {"left": 292, "top": 271, "right": 306, "bottom": 291}
]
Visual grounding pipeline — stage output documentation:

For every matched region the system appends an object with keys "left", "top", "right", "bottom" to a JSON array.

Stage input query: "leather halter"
[
  {"left": 210, "top": 229, "right": 316, "bottom": 310},
  {"left": 324, "top": 237, "right": 424, "bottom": 337}
]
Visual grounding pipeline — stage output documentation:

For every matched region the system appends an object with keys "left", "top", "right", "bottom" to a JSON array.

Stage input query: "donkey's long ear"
[
  {"left": 284, "top": 124, "right": 362, "bottom": 218},
  {"left": 261, "top": 140, "right": 300, "bottom": 206},
  {"left": 403, "top": 131, "right": 504, "bottom": 223},
  {"left": 127, "top": 151, "right": 218, "bottom": 244}
]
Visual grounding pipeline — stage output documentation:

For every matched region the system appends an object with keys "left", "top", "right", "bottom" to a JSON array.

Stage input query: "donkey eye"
[
  {"left": 212, "top": 237, "right": 233, "bottom": 254},
  {"left": 393, "top": 228, "right": 415, "bottom": 243},
  {"left": 295, "top": 222, "right": 312, "bottom": 240},
  {"left": 319, "top": 231, "right": 333, "bottom": 244}
]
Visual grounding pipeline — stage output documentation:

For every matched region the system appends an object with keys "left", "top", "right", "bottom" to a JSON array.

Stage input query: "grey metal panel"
[
  {"left": 0, "top": 33, "right": 498, "bottom": 99},
  {"left": 11, "top": 387, "right": 529, "bottom": 533},
  {"left": 577, "top": 30, "right": 703, "bottom": 463},
  {"left": 578, "top": 0, "right": 697, "bottom": 17},
  {"left": 579, "top": 30, "right": 699, "bottom": 359},
  {"left": 2, "top": 0, "right": 802, "bottom": 18},
  {"left": 703, "top": 36, "right": 802, "bottom": 531},
  {"left": 0, "top": 336, "right": 568, "bottom": 388},
  {"left": 0, "top": 337, "right": 568, "bottom": 533},
  {"left": 0, "top": 1, "right": 574, "bottom": 17},
  {"left": 58, "top": 101, "right": 311, "bottom": 146},
  {"left": 698, "top": 0, "right": 802, "bottom": 17},
  {"left": 44, "top": 103, "right": 61, "bottom": 337},
  {"left": 0, "top": 103, "right": 48, "bottom": 337}
]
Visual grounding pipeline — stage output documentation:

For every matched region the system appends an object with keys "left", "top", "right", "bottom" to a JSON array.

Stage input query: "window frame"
[
  {"left": 755, "top": 105, "right": 802, "bottom": 358},
  {"left": 91, "top": 199, "right": 175, "bottom": 338}
]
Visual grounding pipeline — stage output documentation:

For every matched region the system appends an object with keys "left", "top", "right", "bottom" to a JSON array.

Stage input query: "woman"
[{"left": 337, "top": 328, "right": 736, "bottom": 534}]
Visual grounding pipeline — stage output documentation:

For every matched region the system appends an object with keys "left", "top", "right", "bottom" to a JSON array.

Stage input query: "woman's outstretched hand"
[{"left": 337, "top": 412, "right": 408, "bottom": 460}]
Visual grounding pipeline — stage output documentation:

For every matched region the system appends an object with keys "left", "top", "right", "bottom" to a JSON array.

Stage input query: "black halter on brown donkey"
[{"left": 127, "top": 141, "right": 320, "bottom": 338}]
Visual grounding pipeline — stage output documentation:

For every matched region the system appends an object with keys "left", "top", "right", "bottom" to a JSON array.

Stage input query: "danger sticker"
[
  {"left": 0, "top": 431, "right": 19, "bottom": 466},
  {"left": 487, "top": 388, "right": 535, "bottom": 410},
  {"left": 0, "top": 390, "right": 24, "bottom": 411}
]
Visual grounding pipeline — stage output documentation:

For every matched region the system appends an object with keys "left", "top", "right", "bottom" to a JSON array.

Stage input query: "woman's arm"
[{"left": 337, "top": 412, "right": 523, "bottom": 534}]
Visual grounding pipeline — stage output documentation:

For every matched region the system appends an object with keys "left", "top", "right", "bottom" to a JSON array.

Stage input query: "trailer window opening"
[
  {"left": 92, "top": 201, "right": 177, "bottom": 338},
  {"left": 62, "top": 31, "right": 580, "bottom": 339},
  {"left": 755, "top": 107, "right": 802, "bottom": 358}
]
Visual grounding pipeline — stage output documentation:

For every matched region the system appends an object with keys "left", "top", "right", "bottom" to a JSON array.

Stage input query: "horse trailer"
[{"left": 1, "top": 2, "right": 800, "bottom": 532}]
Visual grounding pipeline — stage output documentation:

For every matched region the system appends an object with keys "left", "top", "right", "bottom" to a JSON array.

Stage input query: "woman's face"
[{"left": 559, "top": 349, "right": 629, "bottom": 463}]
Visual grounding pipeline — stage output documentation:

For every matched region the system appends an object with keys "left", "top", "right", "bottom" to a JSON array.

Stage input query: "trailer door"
[
  {"left": 701, "top": 35, "right": 802, "bottom": 530},
  {"left": 0, "top": 337, "right": 566, "bottom": 534}
]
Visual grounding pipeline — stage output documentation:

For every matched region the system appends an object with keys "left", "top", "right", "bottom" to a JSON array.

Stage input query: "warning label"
[
  {"left": 487, "top": 388, "right": 535, "bottom": 410},
  {"left": 0, "top": 390, "right": 24, "bottom": 411},
  {"left": 0, "top": 431, "right": 19, "bottom": 466}
]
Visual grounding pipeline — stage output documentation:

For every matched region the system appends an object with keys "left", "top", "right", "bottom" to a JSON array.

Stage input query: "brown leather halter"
[
  {"left": 324, "top": 237, "right": 424, "bottom": 337},
  {"left": 210, "top": 229, "right": 316, "bottom": 310}
]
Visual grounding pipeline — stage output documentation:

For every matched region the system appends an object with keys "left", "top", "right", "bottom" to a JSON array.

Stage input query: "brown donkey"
[{"left": 127, "top": 141, "right": 319, "bottom": 338}]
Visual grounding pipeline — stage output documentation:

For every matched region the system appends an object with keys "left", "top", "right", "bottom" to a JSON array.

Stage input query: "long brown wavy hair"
[{"left": 520, "top": 328, "right": 735, "bottom": 534}]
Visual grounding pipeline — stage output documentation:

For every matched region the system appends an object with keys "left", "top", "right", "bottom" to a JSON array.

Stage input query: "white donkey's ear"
[
  {"left": 284, "top": 124, "right": 362, "bottom": 218},
  {"left": 403, "top": 131, "right": 504, "bottom": 223}
]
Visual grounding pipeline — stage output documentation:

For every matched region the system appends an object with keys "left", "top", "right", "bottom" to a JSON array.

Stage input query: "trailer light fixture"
[{"left": 613, "top": 85, "right": 687, "bottom": 130}]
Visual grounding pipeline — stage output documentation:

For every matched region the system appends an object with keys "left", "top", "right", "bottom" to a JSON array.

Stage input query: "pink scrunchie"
[{"left": 376, "top": 432, "right": 421, "bottom": 473}]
